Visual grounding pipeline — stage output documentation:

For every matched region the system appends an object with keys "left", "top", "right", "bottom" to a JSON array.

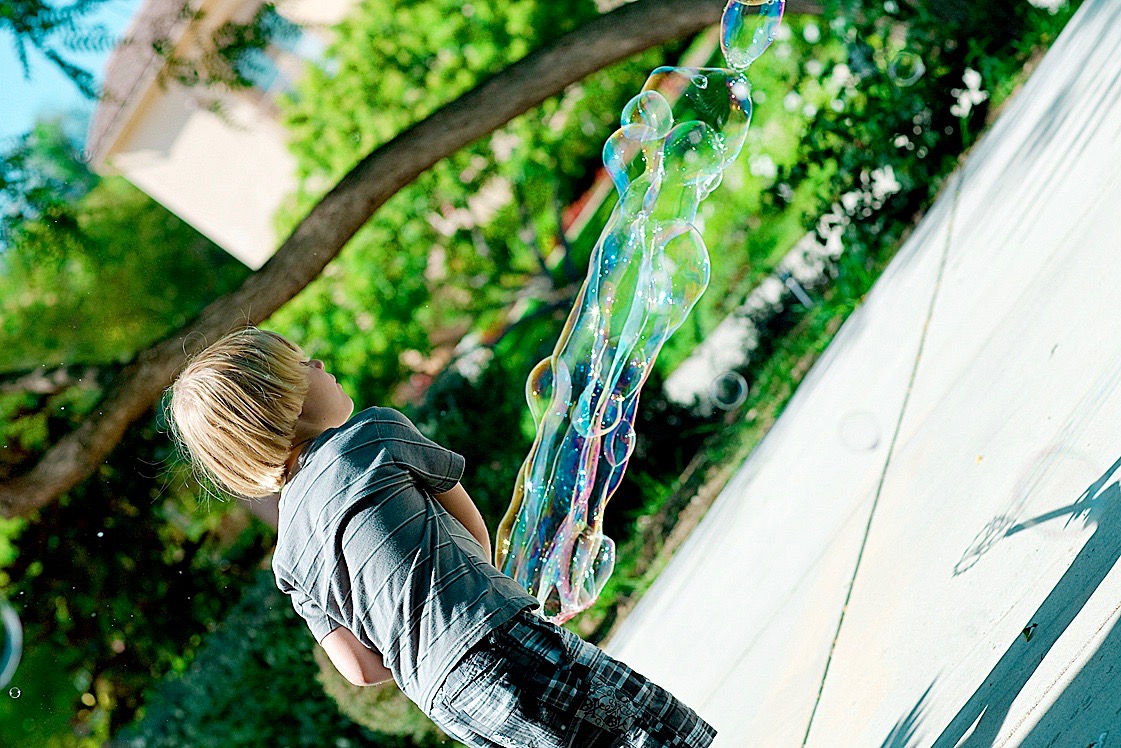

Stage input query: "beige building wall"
[
  {"left": 111, "top": 86, "right": 297, "bottom": 268},
  {"left": 97, "top": 0, "right": 355, "bottom": 269},
  {"left": 280, "top": 0, "right": 353, "bottom": 26}
]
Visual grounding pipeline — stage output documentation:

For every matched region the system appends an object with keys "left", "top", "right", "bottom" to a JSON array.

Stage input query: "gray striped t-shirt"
[{"left": 272, "top": 406, "right": 540, "bottom": 712}]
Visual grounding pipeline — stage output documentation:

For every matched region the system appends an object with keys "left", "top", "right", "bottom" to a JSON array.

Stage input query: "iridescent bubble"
[
  {"left": 888, "top": 50, "right": 926, "bottom": 87},
  {"left": 495, "top": 0, "right": 784, "bottom": 624},
  {"left": 839, "top": 410, "right": 881, "bottom": 451},
  {"left": 721, "top": 0, "right": 786, "bottom": 70},
  {"left": 711, "top": 371, "right": 749, "bottom": 410},
  {"left": 0, "top": 597, "right": 22, "bottom": 690}
]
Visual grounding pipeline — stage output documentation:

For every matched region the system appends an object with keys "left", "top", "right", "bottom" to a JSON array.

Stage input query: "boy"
[{"left": 166, "top": 325, "right": 717, "bottom": 747}]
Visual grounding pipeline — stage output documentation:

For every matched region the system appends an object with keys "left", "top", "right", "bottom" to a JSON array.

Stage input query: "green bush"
[
  {"left": 0, "top": 393, "right": 276, "bottom": 743},
  {"left": 112, "top": 568, "right": 434, "bottom": 748},
  {"left": 312, "top": 646, "right": 450, "bottom": 747},
  {"left": 777, "top": 0, "right": 1084, "bottom": 301}
]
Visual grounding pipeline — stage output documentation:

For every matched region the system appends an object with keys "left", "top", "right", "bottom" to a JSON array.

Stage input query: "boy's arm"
[
  {"left": 320, "top": 627, "right": 394, "bottom": 687},
  {"left": 432, "top": 482, "right": 494, "bottom": 563}
]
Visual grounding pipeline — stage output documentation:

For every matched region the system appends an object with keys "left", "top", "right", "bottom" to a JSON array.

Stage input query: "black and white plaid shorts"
[{"left": 428, "top": 607, "right": 717, "bottom": 748}]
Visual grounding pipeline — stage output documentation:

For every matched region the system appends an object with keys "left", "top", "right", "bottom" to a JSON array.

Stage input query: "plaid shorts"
[{"left": 428, "top": 607, "right": 717, "bottom": 748}]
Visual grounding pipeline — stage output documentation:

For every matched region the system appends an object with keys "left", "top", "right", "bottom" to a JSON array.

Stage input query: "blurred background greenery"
[{"left": 0, "top": 0, "right": 1082, "bottom": 744}]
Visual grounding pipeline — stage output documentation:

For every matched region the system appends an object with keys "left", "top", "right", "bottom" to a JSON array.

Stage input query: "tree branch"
[
  {"left": 0, "top": 363, "right": 118, "bottom": 396},
  {"left": 0, "top": 0, "right": 822, "bottom": 518}
]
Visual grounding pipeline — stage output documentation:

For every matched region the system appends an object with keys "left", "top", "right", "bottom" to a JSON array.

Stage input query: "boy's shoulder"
[{"left": 310, "top": 406, "right": 412, "bottom": 459}]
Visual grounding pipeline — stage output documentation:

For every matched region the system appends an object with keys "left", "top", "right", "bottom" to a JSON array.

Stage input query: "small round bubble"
[
  {"left": 888, "top": 50, "right": 926, "bottom": 87},
  {"left": 711, "top": 371, "right": 749, "bottom": 410},
  {"left": 839, "top": 410, "right": 881, "bottom": 451},
  {"left": 621, "top": 90, "right": 674, "bottom": 140}
]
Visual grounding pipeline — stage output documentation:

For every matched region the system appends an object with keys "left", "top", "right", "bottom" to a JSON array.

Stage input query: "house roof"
[{"left": 85, "top": 0, "right": 196, "bottom": 170}]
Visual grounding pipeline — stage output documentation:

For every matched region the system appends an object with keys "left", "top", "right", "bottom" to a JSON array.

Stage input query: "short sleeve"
[
  {"left": 276, "top": 575, "right": 337, "bottom": 644},
  {"left": 377, "top": 408, "right": 465, "bottom": 493}
]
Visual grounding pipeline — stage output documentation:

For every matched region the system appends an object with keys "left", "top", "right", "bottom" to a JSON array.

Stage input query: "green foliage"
[
  {"left": 0, "top": 0, "right": 116, "bottom": 98},
  {"left": 269, "top": 0, "right": 669, "bottom": 404},
  {"left": 0, "top": 117, "right": 97, "bottom": 250},
  {"left": 0, "top": 118, "right": 255, "bottom": 741},
  {"left": 775, "top": 0, "right": 1084, "bottom": 301},
  {"left": 0, "top": 386, "right": 278, "bottom": 741},
  {"left": 113, "top": 569, "right": 419, "bottom": 748},
  {"left": 0, "top": 118, "right": 251, "bottom": 372}
]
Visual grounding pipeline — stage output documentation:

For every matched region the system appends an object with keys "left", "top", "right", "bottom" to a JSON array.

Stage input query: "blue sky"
[{"left": 0, "top": 0, "right": 146, "bottom": 151}]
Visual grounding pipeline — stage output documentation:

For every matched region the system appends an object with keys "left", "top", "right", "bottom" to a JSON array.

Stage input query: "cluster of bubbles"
[
  {"left": 495, "top": 0, "right": 786, "bottom": 623},
  {"left": 1, "top": 596, "right": 22, "bottom": 692}
]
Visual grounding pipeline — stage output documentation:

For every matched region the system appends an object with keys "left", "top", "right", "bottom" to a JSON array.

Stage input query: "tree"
[
  {"left": 0, "top": 0, "right": 823, "bottom": 519},
  {"left": 1, "top": 0, "right": 116, "bottom": 98},
  {"left": 0, "top": 119, "right": 250, "bottom": 372}
]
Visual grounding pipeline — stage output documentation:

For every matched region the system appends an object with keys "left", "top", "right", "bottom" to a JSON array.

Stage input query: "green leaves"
[
  {"left": 0, "top": 0, "right": 112, "bottom": 98},
  {"left": 270, "top": 0, "right": 658, "bottom": 406},
  {"left": 0, "top": 120, "right": 251, "bottom": 373}
]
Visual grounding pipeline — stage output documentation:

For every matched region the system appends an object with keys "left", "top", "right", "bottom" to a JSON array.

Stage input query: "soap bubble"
[
  {"left": 711, "top": 372, "right": 749, "bottom": 410},
  {"left": 721, "top": 0, "right": 786, "bottom": 70},
  {"left": 888, "top": 50, "right": 926, "bottom": 87},
  {"left": 0, "top": 597, "right": 22, "bottom": 690},
  {"left": 839, "top": 410, "right": 881, "bottom": 452},
  {"left": 495, "top": 0, "right": 786, "bottom": 624}
]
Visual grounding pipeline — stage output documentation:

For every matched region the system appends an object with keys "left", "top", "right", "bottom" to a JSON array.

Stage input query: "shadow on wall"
[
  {"left": 879, "top": 684, "right": 933, "bottom": 748},
  {"left": 882, "top": 454, "right": 1121, "bottom": 747}
]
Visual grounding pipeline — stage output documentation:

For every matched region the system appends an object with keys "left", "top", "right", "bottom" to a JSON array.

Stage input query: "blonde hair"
[{"left": 165, "top": 326, "right": 309, "bottom": 499}]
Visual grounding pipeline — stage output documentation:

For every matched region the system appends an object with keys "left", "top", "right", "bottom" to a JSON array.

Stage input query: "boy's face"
[{"left": 298, "top": 358, "right": 354, "bottom": 433}]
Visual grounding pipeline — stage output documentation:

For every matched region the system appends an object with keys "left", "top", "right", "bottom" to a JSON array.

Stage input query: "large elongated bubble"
[{"left": 495, "top": 0, "right": 786, "bottom": 623}]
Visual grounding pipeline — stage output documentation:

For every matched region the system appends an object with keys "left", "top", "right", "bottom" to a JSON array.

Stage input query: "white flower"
[
  {"left": 749, "top": 153, "right": 778, "bottom": 179},
  {"left": 490, "top": 131, "right": 521, "bottom": 163},
  {"left": 950, "top": 67, "right": 989, "bottom": 118},
  {"left": 870, "top": 165, "right": 902, "bottom": 200},
  {"left": 1027, "top": 0, "right": 1065, "bottom": 12}
]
